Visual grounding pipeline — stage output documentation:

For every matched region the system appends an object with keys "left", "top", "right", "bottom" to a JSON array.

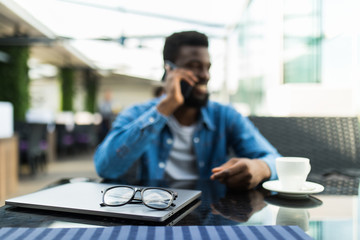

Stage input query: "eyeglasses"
[{"left": 100, "top": 185, "right": 178, "bottom": 210}]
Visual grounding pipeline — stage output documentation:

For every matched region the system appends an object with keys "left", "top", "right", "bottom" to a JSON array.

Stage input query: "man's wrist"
[
  {"left": 255, "top": 159, "right": 271, "bottom": 181},
  {"left": 157, "top": 97, "right": 181, "bottom": 116}
]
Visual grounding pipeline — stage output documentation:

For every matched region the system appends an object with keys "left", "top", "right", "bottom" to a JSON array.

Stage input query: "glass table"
[{"left": 0, "top": 175, "right": 358, "bottom": 240}]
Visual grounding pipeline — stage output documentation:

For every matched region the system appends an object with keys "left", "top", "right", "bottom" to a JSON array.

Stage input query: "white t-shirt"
[{"left": 164, "top": 115, "right": 199, "bottom": 180}]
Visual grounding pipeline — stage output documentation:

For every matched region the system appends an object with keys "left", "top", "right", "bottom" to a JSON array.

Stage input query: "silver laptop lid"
[{"left": 5, "top": 182, "right": 201, "bottom": 222}]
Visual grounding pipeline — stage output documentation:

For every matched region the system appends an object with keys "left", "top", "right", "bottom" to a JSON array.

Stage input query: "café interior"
[{"left": 0, "top": 0, "right": 359, "bottom": 239}]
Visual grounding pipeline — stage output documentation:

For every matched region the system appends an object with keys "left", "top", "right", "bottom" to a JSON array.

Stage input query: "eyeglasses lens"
[
  {"left": 143, "top": 189, "right": 172, "bottom": 209},
  {"left": 104, "top": 187, "right": 134, "bottom": 205}
]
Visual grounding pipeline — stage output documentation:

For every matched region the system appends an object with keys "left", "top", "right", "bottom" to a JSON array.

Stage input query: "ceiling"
[
  {"left": 0, "top": 0, "right": 248, "bottom": 82},
  {"left": 0, "top": 0, "right": 95, "bottom": 67},
  {"left": 0, "top": 1, "right": 46, "bottom": 37}
]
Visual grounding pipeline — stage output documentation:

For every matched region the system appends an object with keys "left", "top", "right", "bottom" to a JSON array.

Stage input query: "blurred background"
[{"left": 0, "top": 0, "right": 359, "bottom": 203}]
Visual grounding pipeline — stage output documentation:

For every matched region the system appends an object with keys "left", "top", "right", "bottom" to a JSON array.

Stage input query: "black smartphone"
[{"left": 163, "top": 60, "right": 193, "bottom": 99}]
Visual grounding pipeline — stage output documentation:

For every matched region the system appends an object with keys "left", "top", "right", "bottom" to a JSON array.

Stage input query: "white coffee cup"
[{"left": 276, "top": 157, "right": 311, "bottom": 191}]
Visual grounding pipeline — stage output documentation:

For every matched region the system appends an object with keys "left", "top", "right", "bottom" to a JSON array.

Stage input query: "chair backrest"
[
  {"left": 248, "top": 116, "right": 360, "bottom": 174},
  {"left": 15, "top": 122, "right": 48, "bottom": 156},
  {"left": 27, "top": 123, "right": 48, "bottom": 155}
]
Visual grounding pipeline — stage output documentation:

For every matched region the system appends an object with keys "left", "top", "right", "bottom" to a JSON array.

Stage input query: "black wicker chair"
[
  {"left": 15, "top": 122, "right": 48, "bottom": 175},
  {"left": 249, "top": 116, "right": 360, "bottom": 195},
  {"left": 249, "top": 116, "right": 360, "bottom": 176}
]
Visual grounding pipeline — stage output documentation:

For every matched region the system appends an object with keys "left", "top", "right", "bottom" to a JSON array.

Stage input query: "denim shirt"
[{"left": 94, "top": 97, "right": 281, "bottom": 181}]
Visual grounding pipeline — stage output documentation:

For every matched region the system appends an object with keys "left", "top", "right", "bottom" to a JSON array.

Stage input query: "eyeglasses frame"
[{"left": 100, "top": 185, "right": 178, "bottom": 210}]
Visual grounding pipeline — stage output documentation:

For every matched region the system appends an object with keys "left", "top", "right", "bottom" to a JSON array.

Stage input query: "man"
[
  {"left": 98, "top": 89, "right": 114, "bottom": 143},
  {"left": 94, "top": 31, "right": 281, "bottom": 190}
]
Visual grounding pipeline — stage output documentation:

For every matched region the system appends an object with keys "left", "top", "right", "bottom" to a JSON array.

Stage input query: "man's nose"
[{"left": 198, "top": 67, "right": 210, "bottom": 81}]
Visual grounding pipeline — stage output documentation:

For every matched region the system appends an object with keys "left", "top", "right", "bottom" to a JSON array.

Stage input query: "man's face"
[{"left": 174, "top": 46, "right": 211, "bottom": 108}]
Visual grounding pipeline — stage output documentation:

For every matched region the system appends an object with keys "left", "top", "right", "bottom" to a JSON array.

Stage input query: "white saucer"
[{"left": 262, "top": 180, "right": 324, "bottom": 198}]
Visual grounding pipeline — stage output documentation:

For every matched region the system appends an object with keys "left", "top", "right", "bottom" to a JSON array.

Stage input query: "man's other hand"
[{"left": 210, "top": 158, "right": 271, "bottom": 190}]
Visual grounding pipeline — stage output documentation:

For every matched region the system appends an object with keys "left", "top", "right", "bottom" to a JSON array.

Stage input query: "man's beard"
[{"left": 181, "top": 81, "right": 209, "bottom": 108}]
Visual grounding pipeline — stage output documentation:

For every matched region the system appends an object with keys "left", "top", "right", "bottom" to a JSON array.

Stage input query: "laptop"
[{"left": 5, "top": 182, "right": 201, "bottom": 222}]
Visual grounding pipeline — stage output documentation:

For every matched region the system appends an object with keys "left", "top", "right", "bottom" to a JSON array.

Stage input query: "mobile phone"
[{"left": 163, "top": 60, "right": 193, "bottom": 99}]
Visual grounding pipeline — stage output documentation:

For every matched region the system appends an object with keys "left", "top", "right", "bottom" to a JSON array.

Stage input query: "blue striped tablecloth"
[{"left": 0, "top": 225, "right": 312, "bottom": 240}]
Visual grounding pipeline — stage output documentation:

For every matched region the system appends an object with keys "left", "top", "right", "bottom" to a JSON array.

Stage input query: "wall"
[
  {"left": 266, "top": 84, "right": 357, "bottom": 116},
  {"left": 29, "top": 73, "right": 158, "bottom": 114},
  {"left": 29, "top": 77, "right": 59, "bottom": 112},
  {"left": 97, "top": 74, "right": 158, "bottom": 113}
]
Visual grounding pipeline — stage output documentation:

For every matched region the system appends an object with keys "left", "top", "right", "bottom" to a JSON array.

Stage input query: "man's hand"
[
  {"left": 157, "top": 65, "right": 198, "bottom": 116},
  {"left": 210, "top": 158, "right": 271, "bottom": 190}
]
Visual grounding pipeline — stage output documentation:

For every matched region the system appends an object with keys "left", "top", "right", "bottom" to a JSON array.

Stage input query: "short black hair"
[{"left": 163, "top": 31, "right": 209, "bottom": 63}]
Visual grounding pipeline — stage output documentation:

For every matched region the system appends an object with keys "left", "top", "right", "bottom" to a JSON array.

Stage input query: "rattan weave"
[{"left": 249, "top": 116, "right": 360, "bottom": 175}]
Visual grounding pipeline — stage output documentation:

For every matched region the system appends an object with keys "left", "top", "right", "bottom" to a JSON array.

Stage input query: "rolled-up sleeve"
[
  {"left": 94, "top": 102, "right": 168, "bottom": 179},
  {"left": 226, "top": 108, "right": 281, "bottom": 180}
]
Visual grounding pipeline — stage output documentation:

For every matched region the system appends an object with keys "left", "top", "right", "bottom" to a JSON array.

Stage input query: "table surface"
[{"left": 0, "top": 175, "right": 359, "bottom": 240}]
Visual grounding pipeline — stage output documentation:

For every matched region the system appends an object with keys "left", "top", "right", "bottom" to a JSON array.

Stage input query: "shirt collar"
[
  {"left": 156, "top": 95, "right": 216, "bottom": 131},
  {"left": 200, "top": 105, "right": 216, "bottom": 131}
]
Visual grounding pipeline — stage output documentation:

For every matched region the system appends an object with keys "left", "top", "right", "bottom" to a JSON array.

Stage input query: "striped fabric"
[{"left": 0, "top": 225, "right": 312, "bottom": 240}]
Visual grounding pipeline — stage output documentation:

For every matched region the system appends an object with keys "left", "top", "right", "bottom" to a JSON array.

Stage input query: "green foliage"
[
  {"left": 84, "top": 69, "right": 98, "bottom": 113},
  {"left": 59, "top": 67, "right": 75, "bottom": 111},
  {"left": 0, "top": 46, "right": 29, "bottom": 121}
]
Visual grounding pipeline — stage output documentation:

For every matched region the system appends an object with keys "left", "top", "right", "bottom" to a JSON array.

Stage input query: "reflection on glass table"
[
  {"left": 210, "top": 190, "right": 267, "bottom": 222},
  {"left": 277, "top": 207, "right": 310, "bottom": 231},
  {"left": 0, "top": 178, "right": 359, "bottom": 240},
  {"left": 265, "top": 195, "right": 323, "bottom": 232}
]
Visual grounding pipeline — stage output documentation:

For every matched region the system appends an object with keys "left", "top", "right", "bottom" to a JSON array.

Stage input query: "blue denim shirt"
[{"left": 94, "top": 97, "right": 281, "bottom": 181}]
